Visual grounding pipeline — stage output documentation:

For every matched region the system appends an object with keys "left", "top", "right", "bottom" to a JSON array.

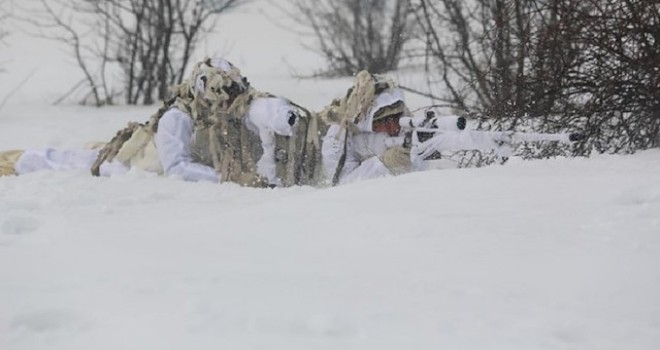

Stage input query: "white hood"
[{"left": 355, "top": 88, "right": 405, "bottom": 133}]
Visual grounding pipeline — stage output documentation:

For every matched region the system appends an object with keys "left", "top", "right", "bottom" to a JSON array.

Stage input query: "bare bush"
[
  {"left": 414, "top": 0, "right": 582, "bottom": 119},
  {"left": 568, "top": 0, "right": 660, "bottom": 153},
  {"left": 87, "top": 0, "right": 243, "bottom": 105},
  {"left": 413, "top": 0, "right": 659, "bottom": 159},
  {"left": 0, "top": 0, "right": 8, "bottom": 45},
  {"left": 294, "top": 0, "right": 414, "bottom": 76},
  {"left": 18, "top": 0, "right": 112, "bottom": 106},
  {"left": 25, "top": 0, "right": 244, "bottom": 106}
]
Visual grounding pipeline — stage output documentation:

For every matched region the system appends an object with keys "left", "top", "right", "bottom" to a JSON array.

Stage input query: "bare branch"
[
  {"left": 291, "top": 0, "right": 414, "bottom": 77},
  {"left": 15, "top": 0, "right": 246, "bottom": 106}
]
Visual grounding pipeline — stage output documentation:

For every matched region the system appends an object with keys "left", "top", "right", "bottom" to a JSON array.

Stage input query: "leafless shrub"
[
  {"left": 413, "top": 0, "right": 659, "bottom": 159},
  {"left": 23, "top": 0, "right": 244, "bottom": 106},
  {"left": 293, "top": 0, "right": 414, "bottom": 76},
  {"left": 414, "top": 0, "right": 582, "bottom": 118},
  {"left": 0, "top": 0, "right": 9, "bottom": 49},
  {"left": 568, "top": 0, "right": 660, "bottom": 153},
  {"left": 87, "top": 0, "right": 243, "bottom": 105},
  {"left": 16, "top": 0, "right": 112, "bottom": 106}
]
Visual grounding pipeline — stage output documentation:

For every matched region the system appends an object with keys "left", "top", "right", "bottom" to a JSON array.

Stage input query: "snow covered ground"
[
  {"left": 1, "top": 1, "right": 660, "bottom": 349},
  {"left": 1, "top": 144, "right": 659, "bottom": 350}
]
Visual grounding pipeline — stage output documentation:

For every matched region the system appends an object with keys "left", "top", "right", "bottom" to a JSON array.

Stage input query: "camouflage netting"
[{"left": 318, "top": 70, "right": 402, "bottom": 131}]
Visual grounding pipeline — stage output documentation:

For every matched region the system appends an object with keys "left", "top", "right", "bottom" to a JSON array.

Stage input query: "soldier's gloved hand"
[{"left": 380, "top": 146, "right": 411, "bottom": 175}]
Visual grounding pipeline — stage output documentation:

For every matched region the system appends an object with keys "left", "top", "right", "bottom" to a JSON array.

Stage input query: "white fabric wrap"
[
  {"left": 156, "top": 108, "right": 219, "bottom": 182},
  {"left": 355, "top": 88, "right": 404, "bottom": 132},
  {"left": 321, "top": 124, "right": 405, "bottom": 185},
  {"left": 244, "top": 97, "right": 296, "bottom": 186},
  {"left": 15, "top": 148, "right": 100, "bottom": 175},
  {"left": 15, "top": 148, "right": 129, "bottom": 176}
]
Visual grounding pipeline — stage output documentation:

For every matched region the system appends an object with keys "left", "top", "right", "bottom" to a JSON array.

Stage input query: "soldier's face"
[{"left": 372, "top": 116, "right": 401, "bottom": 137}]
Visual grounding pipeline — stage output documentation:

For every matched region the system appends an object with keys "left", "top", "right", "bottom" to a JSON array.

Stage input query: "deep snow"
[
  {"left": 1, "top": 147, "right": 659, "bottom": 350},
  {"left": 1, "top": 1, "right": 660, "bottom": 349}
]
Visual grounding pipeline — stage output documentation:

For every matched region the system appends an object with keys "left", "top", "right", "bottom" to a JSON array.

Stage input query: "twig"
[
  {"left": 0, "top": 68, "right": 38, "bottom": 112},
  {"left": 398, "top": 84, "right": 443, "bottom": 100},
  {"left": 52, "top": 78, "right": 87, "bottom": 105},
  {"left": 410, "top": 104, "right": 460, "bottom": 113}
]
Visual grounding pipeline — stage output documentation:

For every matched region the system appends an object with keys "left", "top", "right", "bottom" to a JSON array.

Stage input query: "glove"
[{"left": 380, "top": 146, "right": 411, "bottom": 175}]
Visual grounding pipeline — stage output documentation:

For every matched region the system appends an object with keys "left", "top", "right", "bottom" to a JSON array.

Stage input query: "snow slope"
[
  {"left": 1, "top": 0, "right": 660, "bottom": 349},
  {"left": 1, "top": 149, "right": 659, "bottom": 350}
]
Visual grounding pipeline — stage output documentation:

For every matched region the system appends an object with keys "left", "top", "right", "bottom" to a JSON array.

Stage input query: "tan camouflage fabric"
[
  {"left": 380, "top": 146, "right": 411, "bottom": 175},
  {"left": 91, "top": 122, "right": 140, "bottom": 176},
  {"left": 0, "top": 150, "right": 24, "bottom": 177},
  {"left": 91, "top": 57, "right": 323, "bottom": 187},
  {"left": 178, "top": 58, "right": 325, "bottom": 187},
  {"left": 183, "top": 59, "right": 263, "bottom": 124},
  {"left": 91, "top": 57, "right": 261, "bottom": 182},
  {"left": 372, "top": 100, "right": 407, "bottom": 121},
  {"left": 318, "top": 70, "right": 398, "bottom": 132},
  {"left": 114, "top": 125, "right": 162, "bottom": 174},
  {"left": 83, "top": 141, "right": 107, "bottom": 150},
  {"left": 345, "top": 70, "right": 377, "bottom": 124},
  {"left": 274, "top": 102, "right": 325, "bottom": 187}
]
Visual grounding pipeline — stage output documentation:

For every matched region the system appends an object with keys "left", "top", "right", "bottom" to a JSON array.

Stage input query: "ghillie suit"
[
  {"left": 318, "top": 70, "right": 412, "bottom": 184},
  {"left": 319, "top": 70, "right": 407, "bottom": 130},
  {"left": 91, "top": 57, "right": 323, "bottom": 187}
]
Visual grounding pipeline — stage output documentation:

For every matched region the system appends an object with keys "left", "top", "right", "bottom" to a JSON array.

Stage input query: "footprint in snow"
[
  {"left": 10, "top": 309, "right": 90, "bottom": 333},
  {"left": 1, "top": 216, "right": 41, "bottom": 236}
]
